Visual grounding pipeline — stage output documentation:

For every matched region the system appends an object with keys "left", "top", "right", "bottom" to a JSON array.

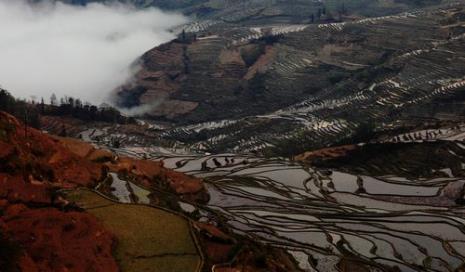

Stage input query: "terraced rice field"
[
  {"left": 65, "top": 189, "right": 203, "bottom": 272},
  {"left": 111, "top": 146, "right": 465, "bottom": 272},
  {"left": 72, "top": 4, "right": 465, "bottom": 270},
  {"left": 152, "top": 3, "right": 465, "bottom": 156}
]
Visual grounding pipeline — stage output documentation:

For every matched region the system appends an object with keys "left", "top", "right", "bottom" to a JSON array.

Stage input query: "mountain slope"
[{"left": 115, "top": 1, "right": 465, "bottom": 155}]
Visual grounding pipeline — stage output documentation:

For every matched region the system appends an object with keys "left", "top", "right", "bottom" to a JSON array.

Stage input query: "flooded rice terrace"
[{"left": 113, "top": 147, "right": 465, "bottom": 272}]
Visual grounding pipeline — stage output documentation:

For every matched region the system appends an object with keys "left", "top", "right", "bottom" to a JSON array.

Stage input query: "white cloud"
[{"left": 0, "top": 0, "right": 186, "bottom": 104}]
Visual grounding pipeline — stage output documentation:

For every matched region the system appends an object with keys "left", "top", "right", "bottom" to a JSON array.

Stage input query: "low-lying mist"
[{"left": 0, "top": 0, "right": 186, "bottom": 104}]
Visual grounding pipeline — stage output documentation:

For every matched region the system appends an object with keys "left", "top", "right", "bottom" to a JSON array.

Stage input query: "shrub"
[{"left": 0, "top": 232, "right": 21, "bottom": 272}]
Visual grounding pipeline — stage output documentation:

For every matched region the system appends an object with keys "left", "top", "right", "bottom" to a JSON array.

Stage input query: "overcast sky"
[{"left": 0, "top": 0, "right": 186, "bottom": 104}]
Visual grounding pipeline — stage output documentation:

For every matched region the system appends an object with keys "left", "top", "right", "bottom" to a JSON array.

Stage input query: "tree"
[
  {"left": 68, "top": 97, "right": 74, "bottom": 107},
  {"left": 75, "top": 99, "right": 82, "bottom": 108},
  {"left": 40, "top": 97, "right": 45, "bottom": 113},
  {"left": 181, "top": 29, "right": 186, "bottom": 42},
  {"left": 0, "top": 89, "right": 14, "bottom": 111},
  {"left": 182, "top": 46, "right": 190, "bottom": 74},
  {"left": 50, "top": 93, "right": 57, "bottom": 106},
  {"left": 0, "top": 89, "right": 40, "bottom": 129},
  {"left": 23, "top": 108, "right": 29, "bottom": 138}
]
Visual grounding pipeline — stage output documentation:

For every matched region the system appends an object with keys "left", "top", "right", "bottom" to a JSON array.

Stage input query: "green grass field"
[{"left": 65, "top": 189, "right": 202, "bottom": 272}]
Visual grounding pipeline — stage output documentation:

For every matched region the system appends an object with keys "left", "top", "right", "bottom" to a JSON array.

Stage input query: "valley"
[{"left": 1, "top": 0, "right": 465, "bottom": 271}]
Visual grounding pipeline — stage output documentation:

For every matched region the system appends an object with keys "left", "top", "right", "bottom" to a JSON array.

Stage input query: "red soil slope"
[
  {"left": 0, "top": 111, "right": 118, "bottom": 272},
  {"left": 0, "top": 111, "right": 207, "bottom": 271}
]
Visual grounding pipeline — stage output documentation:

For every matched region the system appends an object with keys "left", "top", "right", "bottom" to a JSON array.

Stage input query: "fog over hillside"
[{"left": 0, "top": 0, "right": 186, "bottom": 103}]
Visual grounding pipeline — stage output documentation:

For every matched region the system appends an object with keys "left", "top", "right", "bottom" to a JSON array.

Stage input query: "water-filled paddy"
[{"left": 111, "top": 149, "right": 465, "bottom": 272}]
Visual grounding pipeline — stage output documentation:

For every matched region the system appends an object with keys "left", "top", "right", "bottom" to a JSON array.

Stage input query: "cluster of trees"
[
  {"left": 177, "top": 30, "right": 196, "bottom": 75},
  {"left": 178, "top": 30, "right": 197, "bottom": 44},
  {"left": 310, "top": 7, "right": 327, "bottom": 23},
  {"left": 43, "top": 94, "right": 135, "bottom": 124},
  {"left": 0, "top": 89, "right": 41, "bottom": 128},
  {"left": 0, "top": 88, "right": 135, "bottom": 130},
  {"left": 310, "top": 3, "right": 348, "bottom": 23}
]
